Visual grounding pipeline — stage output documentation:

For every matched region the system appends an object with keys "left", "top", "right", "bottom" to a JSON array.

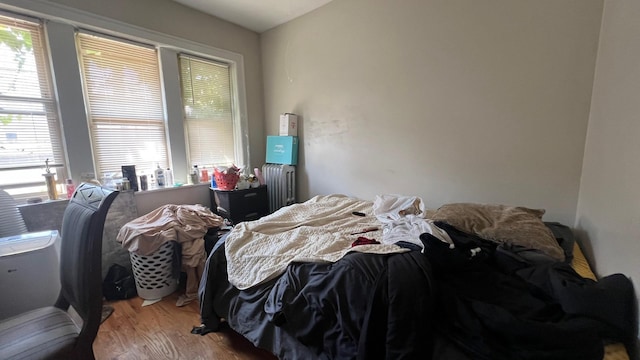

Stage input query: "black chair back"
[{"left": 56, "top": 183, "right": 118, "bottom": 352}]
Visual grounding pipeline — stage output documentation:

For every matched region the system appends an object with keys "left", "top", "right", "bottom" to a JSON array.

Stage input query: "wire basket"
[{"left": 214, "top": 169, "right": 240, "bottom": 190}]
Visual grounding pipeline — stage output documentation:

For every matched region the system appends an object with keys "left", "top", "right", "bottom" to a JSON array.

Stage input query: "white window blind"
[
  {"left": 76, "top": 32, "right": 168, "bottom": 179},
  {"left": 179, "top": 55, "right": 235, "bottom": 167},
  {"left": 0, "top": 13, "right": 66, "bottom": 202}
]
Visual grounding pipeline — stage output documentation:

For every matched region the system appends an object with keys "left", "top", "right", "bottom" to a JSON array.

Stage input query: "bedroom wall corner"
[{"left": 575, "top": 0, "right": 640, "bottom": 345}]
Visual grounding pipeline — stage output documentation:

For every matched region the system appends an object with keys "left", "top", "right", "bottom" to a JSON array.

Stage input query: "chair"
[
  {"left": 0, "top": 183, "right": 118, "bottom": 360},
  {"left": 0, "top": 189, "right": 28, "bottom": 237}
]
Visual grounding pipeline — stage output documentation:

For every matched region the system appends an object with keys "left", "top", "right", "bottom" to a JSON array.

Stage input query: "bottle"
[
  {"left": 200, "top": 168, "right": 209, "bottom": 183},
  {"left": 190, "top": 165, "right": 199, "bottom": 185},
  {"left": 155, "top": 164, "right": 166, "bottom": 188},
  {"left": 139, "top": 174, "right": 148, "bottom": 191},
  {"left": 43, "top": 173, "right": 58, "bottom": 200},
  {"left": 165, "top": 168, "right": 174, "bottom": 187},
  {"left": 65, "top": 178, "right": 75, "bottom": 199},
  {"left": 254, "top": 168, "right": 265, "bottom": 185}
]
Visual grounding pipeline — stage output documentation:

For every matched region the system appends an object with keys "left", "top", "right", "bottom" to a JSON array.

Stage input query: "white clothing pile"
[{"left": 373, "top": 194, "right": 453, "bottom": 249}]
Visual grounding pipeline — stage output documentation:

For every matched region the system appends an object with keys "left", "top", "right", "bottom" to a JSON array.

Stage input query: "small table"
[{"left": 209, "top": 185, "right": 269, "bottom": 225}]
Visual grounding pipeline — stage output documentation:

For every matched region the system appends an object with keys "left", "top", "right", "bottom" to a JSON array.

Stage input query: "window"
[
  {"left": 179, "top": 55, "right": 235, "bottom": 168},
  {"left": 1, "top": 4, "right": 249, "bottom": 197},
  {"left": 0, "top": 13, "right": 66, "bottom": 202},
  {"left": 76, "top": 32, "right": 168, "bottom": 180}
]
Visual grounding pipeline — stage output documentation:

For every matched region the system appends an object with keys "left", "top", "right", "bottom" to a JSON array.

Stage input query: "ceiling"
[{"left": 173, "top": 0, "right": 334, "bottom": 33}]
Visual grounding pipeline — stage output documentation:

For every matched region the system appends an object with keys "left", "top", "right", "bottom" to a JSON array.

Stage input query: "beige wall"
[
  {"left": 260, "top": 0, "right": 603, "bottom": 225},
  {"left": 576, "top": 0, "right": 640, "bottom": 338},
  {"left": 46, "top": 0, "right": 267, "bottom": 171}
]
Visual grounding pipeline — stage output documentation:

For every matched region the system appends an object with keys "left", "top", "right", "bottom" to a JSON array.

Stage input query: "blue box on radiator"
[{"left": 266, "top": 136, "right": 298, "bottom": 165}]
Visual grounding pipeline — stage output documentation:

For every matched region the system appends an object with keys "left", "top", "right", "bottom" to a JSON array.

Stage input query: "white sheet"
[{"left": 225, "top": 194, "right": 407, "bottom": 290}]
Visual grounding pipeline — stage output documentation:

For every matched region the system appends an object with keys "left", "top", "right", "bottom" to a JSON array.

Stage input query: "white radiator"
[{"left": 262, "top": 164, "right": 296, "bottom": 213}]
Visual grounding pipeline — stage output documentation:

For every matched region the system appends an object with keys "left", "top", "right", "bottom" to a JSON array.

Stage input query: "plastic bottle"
[
  {"left": 254, "top": 168, "right": 265, "bottom": 185},
  {"left": 65, "top": 178, "right": 75, "bottom": 199},
  {"left": 139, "top": 174, "right": 148, "bottom": 191},
  {"left": 200, "top": 168, "right": 209, "bottom": 183},
  {"left": 155, "top": 164, "right": 166, "bottom": 188},
  {"left": 165, "top": 168, "right": 174, "bottom": 187},
  {"left": 190, "top": 165, "right": 199, "bottom": 185}
]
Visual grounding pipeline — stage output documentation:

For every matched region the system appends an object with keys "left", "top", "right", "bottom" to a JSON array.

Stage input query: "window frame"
[
  {"left": 76, "top": 31, "right": 170, "bottom": 180},
  {"left": 0, "top": 0, "right": 251, "bottom": 189},
  {"left": 178, "top": 53, "right": 239, "bottom": 170},
  {"left": 0, "top": 11, "right": 68, "bottom": 202}
]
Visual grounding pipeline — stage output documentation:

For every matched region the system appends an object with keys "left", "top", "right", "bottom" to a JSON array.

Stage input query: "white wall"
[
  {"left": 576, "top": 0, "right": 640, "bottom": 340},
  {"left": 261, "top": 0, "right": 603, "bottom": 225}
]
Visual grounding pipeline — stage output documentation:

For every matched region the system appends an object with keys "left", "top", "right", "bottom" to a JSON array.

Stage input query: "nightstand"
[{"left": 209, "top": 185, "right": 269, "bottom": 225}]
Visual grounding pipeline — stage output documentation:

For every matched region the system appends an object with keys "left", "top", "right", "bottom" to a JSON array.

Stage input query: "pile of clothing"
[{"left": 117, "top": 204, "right": 223, "bottom": 305}]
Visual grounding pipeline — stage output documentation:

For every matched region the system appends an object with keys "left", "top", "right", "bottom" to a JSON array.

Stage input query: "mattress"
[{"left": 571, "top": 243, "right": 630, "bottom": 360}]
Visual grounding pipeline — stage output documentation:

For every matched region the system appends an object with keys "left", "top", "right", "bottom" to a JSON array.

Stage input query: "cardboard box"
[
  {"left": 279, "top": 113, "right": 298, "bottom": 136},
  {"left": 266, "top": 136, "right": 298, "bottom": 165}
]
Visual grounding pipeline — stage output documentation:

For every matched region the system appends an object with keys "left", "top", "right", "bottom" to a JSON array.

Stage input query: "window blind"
[
  {"left": 179, "top": 55, "right": 235, "bottom": 167},
  {"left": 76, "top": 32, "right": 168, "bottom": 178},
  {"left": 0, "top": 13, "right": 66, "bottom": 201}
]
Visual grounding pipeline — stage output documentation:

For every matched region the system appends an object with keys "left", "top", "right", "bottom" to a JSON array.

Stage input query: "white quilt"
[{"left": 225, "top": 194, "right": 407, "bottom": 290}]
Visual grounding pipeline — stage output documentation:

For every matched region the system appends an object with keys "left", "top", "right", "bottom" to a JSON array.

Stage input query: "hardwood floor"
[{"left": 94, "top": 292, "right": 277, "bottom": 360}]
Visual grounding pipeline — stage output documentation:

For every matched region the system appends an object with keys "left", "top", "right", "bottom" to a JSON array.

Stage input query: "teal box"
[{"left": 266, "top": 136, "right": 298, "bottom": 165}]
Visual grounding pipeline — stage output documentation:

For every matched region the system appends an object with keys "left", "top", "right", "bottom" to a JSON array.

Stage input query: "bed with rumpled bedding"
[{"left": 198, "top": 195, "right": 634, "bottom": 359}]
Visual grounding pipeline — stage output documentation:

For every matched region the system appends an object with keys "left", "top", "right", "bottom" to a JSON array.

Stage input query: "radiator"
[{"left": 262, "top": 164, "right": 296, "bottom": 213}]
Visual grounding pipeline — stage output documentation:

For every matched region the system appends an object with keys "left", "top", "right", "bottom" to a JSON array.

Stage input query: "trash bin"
[{"left": 129, "top": 241, "right": 178, "bottom": 300}]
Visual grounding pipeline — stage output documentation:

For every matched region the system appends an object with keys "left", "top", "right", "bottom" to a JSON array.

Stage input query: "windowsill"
[
  {"left": 14, "top": 183, "right": 210, "bottom": 205},
  {"left": 133, "top": 182, "right": 210, "bottom": 196},
  {"left": 17, "top": 198, "right": 69, "bottom": 210}
]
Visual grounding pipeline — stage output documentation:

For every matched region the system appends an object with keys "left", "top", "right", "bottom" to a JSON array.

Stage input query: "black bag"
[{"left": 103, "top": 263, "right": 137, "bottom": 300}]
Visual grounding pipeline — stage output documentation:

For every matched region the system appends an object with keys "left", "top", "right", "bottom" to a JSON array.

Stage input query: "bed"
[{"left": 198, "top": 194, "right": 635, "bottom": 360}]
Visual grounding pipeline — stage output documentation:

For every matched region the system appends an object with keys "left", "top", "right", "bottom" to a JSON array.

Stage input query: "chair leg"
[{"left": 71, "top": 344, "right": 95, "bottom": 360}]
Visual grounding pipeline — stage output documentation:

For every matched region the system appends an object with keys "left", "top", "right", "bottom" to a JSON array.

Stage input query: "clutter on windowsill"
[
  {"left": 211, "top": 166, "right": 266, "bottom": 192},
  {"left": 213, "top": 165, "right": 242, "bottom": 190}
]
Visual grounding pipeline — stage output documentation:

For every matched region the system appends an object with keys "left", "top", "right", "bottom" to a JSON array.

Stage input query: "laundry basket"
[{"left": 129, "top": 241, "right": 178, "bottom": 300}]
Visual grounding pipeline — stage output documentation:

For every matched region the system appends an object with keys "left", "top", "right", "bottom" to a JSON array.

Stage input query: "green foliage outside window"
[{"left": 0, "top": 24, "right": 33, "bottom": 126}]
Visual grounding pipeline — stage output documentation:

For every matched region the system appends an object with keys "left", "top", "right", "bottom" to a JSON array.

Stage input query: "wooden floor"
[{"left": 94, "top": 292, "right": 277, "bottom": 360}]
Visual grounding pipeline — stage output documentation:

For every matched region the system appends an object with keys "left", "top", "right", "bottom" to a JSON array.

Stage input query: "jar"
[
  {"left": 122, "top": 177, "right": 131, "bottom": 191},
  {"left": 236, "top": 177, "right": 250, "bottom": 190}
]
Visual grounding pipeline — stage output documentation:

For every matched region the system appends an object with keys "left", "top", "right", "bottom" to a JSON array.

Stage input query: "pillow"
[
  {"left": 544, "top": 222, "right": 575, "bottom": 263},
  {"left": 430, "top": 203, "right": 564, "bottom": 261}
]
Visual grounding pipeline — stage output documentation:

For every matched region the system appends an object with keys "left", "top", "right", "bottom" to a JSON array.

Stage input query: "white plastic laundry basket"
[{"left": 129, "top": 240, "right": 178, "bottom": 300}]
